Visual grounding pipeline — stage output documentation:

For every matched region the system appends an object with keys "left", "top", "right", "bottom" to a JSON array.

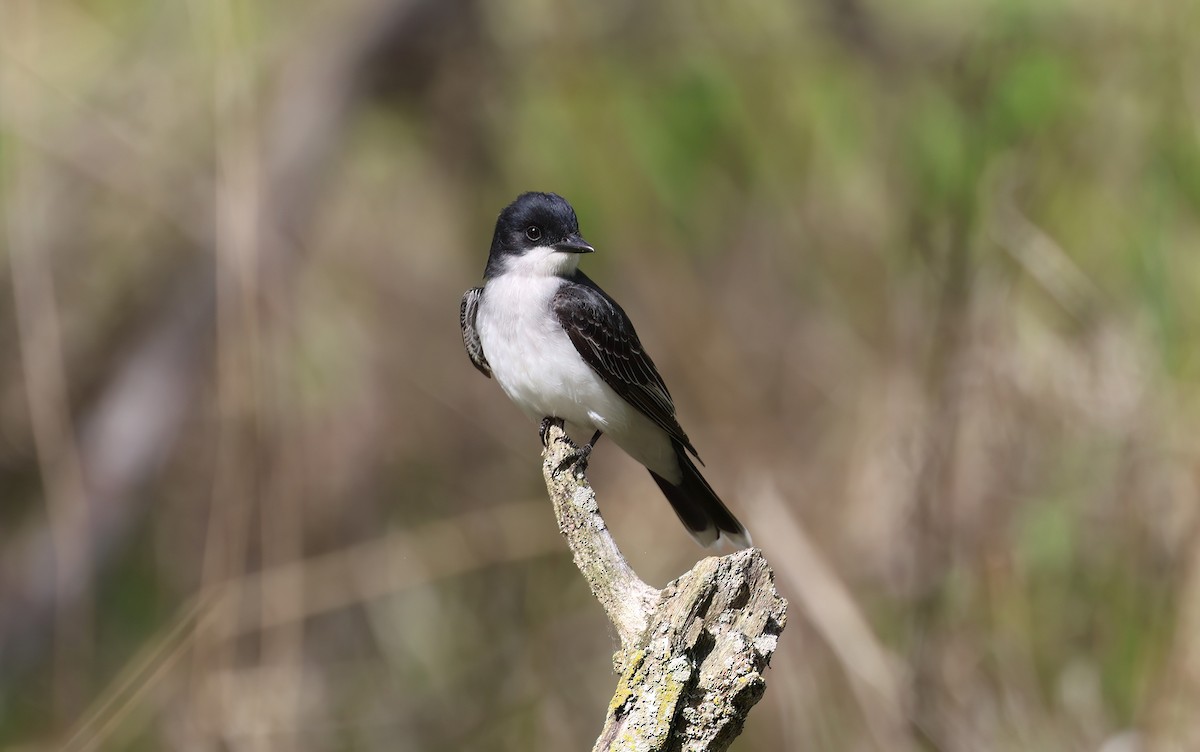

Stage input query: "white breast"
[
  {"left": 475, "top": 267, "right": 678, "bottom": 480},
  {"left": 477, "top": 274, "right": 607, "bottom": 427}
]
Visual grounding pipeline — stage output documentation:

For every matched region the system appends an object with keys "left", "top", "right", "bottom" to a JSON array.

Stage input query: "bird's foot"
[
  {"left": 553, "top": 430, "right": 602, "bottom": 478},
  {"left": 539, "top": 416, "right": 565, "bottom": 447},
  {"left": 554, "top": 442, "right": 593, "bottom": 478}
]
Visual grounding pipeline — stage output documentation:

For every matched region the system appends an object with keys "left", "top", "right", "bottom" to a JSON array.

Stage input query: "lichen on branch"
[{"left": 539, "top": 424, "right": 788, "bottom": 752}]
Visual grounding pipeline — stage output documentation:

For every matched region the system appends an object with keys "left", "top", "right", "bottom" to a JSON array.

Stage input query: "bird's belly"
[
  {"left": 477, "top": 277, "right": 679, "bottom": 480},
  {"left": 490, "top": 340, "right": 676, "bottom": 477},
  {"left": 489, "top": 328, "right": 610, "bottom": 428},
  {"left": 477, "top": 278, "right": 604, "bottom": 428}
]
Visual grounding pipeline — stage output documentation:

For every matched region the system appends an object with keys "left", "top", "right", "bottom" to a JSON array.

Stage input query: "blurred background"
[{"left": 1, "top": 0, "right": 1198, "bottom": 749}]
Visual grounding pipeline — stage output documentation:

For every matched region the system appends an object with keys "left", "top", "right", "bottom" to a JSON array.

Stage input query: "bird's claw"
[
  {"left": 554, "top": 443, "right": 593, "bottom": 478},
  {"left": 539, "top": 417, "right": 563, "bottom": 447}
]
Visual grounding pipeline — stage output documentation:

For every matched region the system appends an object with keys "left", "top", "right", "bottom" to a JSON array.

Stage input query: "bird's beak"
[{"left": 553, "top": 234, "right": 595, "bottom": 254}]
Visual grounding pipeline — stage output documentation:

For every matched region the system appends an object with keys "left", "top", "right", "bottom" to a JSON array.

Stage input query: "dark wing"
[
  {"left": 553, "top": 275, "right": 700, "bottom": 461},
  {"left": 460, "top": 287, "right": 491, "bottom": 378}
]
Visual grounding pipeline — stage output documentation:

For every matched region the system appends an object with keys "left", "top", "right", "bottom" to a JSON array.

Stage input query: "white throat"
[{"left": 498, "top": 246, "right": 582, "bottom": 279}]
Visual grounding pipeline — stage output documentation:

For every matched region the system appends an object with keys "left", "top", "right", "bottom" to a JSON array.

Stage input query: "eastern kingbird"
[{"left": 460, "top": 192, "right": 750, "bottom": 548}]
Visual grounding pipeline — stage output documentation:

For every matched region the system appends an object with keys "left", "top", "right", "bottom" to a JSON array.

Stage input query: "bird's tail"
[{"left": 649, "top": 442, "right": 752, "bottom": 549}]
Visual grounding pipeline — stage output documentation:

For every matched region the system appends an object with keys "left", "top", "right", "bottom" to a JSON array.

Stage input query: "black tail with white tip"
[{"left": 649, "top": 441, "right": 751, "bottom": 549}]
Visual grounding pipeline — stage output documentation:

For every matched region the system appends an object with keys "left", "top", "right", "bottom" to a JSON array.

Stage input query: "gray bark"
[{"left": 540, "top": 424, "right": 788, "bottom": 752}]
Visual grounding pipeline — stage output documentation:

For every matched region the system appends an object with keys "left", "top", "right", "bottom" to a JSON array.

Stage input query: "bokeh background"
[{"left": 2, "top": 0, "right": 1199, "bottom": 749}]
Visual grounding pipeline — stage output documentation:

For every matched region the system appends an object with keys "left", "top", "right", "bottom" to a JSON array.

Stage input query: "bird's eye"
[{"left": 525, "top": 225, "right": 542, "bottom": 242}]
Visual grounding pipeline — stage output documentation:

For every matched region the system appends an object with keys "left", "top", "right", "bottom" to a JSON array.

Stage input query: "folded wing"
[
  {"left": 552, "top": 275, "right": 700, "bottom": 462},
  {"left": 460, "top": 287, "right": 491, "bottom": 378}
]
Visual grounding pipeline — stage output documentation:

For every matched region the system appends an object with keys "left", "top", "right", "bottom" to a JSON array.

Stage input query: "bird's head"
[{"left": 485, "top": 192, "right": 594, "bottom": 279}]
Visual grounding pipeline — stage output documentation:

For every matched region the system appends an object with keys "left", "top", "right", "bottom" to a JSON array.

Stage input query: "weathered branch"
[{"left": 541, "top": 424, "right": 788, "bottom": 752}]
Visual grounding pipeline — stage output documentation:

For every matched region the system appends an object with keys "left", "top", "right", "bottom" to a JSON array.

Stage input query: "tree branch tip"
[{"left": 537, "top": 419, "right": 788, "bottom": 750}]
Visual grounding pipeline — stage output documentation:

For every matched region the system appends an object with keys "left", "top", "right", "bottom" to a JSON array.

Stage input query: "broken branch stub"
[{"left": 540, "top": 424, "right": 788, "bottom": 752}]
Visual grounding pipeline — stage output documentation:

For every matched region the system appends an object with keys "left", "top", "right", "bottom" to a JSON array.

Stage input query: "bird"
[{"left": 459, "top": 191, "right": 750, "bottom": 548}]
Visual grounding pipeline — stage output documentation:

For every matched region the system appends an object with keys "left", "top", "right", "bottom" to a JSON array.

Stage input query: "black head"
[{"left": 484, "top": 192, "right": 594, "bottom": 279}]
